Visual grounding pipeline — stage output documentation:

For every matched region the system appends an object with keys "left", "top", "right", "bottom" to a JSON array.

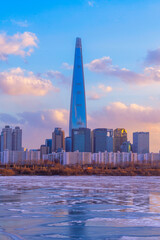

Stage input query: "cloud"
[
  {"left": 62, "top": 62, "right": 73, "bottom": 70},
  {"left": 88, "top": 1, "right": 95, "bottom": 7},
  {"left": 19, "top": 109, "right": 69, "bottom": 128},
  {"left": 98, "top": 84, "right": 112, "bottom": 93},
  {"left": 11, "top": 19, "right": 29, "bottom": 27},
  {"left": 104, "top": 102, "right": 155, "bottom": 123},
  {"left": 88, "top": 102, "right": 160, "bottom": 152},
  {"left": 87, "top": 91, "right": 101, "bottom": 100},
  {"left": 0, "top": 67, "right": 58, "bottom": 96},
  {"left": 86, "top": 57, "right": 145, "bottom": 84},
  {"left": 19, "top": 109, "right": 69, "bottom": 148},
  {"left": 46, "top": 70, "right": 70, "bottom": 85},
  {"left": 0, "top": 32, "right": 38, "bottom": 61},
  {"left": 86, "top": 56, "right": 160, "bottom": 85},
  {"left": 87, "top": 84, "right": 112, "bottom": 100},
  {"left": 0, "top": 113, "right": 24, "bottom": 124},
  {"left": 145, "top": 48, "right": 160, "bottom": 65}
]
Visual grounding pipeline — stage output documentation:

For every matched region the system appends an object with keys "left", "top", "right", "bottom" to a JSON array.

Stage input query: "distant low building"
[
  {"left": 0, "top": 149, "right": 26, "bottom": 164},
  {"left": 120, "top": 141, "right": 132, "bottom": 153},
  {"left": 28, "top": 149, "right": 40, "bottom": 162}
]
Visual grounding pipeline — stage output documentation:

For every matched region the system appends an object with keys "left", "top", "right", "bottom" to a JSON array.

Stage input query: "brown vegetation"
[{"left": 1, "top": 162, "right": 160, "bottom": 176}]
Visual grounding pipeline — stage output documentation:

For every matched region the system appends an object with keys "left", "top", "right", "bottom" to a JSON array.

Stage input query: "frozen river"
[{"left": 1, "top": 176, "right": 160, "bottom": 239}]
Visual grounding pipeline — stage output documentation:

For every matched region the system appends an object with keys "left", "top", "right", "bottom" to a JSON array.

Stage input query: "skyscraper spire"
[{"left": 69, "top": 38, "right": 87, "bottom": 136}]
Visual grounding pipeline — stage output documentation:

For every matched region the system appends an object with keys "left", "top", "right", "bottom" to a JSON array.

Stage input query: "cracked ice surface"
[{"left": 1, "top": 176, "right": 160, "bottom": 239}]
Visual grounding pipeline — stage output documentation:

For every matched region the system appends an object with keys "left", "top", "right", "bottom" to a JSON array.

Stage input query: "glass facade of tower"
[
  {"left": 92, "top": 128, "right": 113, "bottom": 153},
  {"left": 69, "top": 38, "right": 87, "bottom": 136},
  {"left": 133, "top": 132, "right": 149, "bottom": 154},
  {"left": 113, "top": 128, "right": 127, "bottom": 152},
  {"left": 72, "top": 128, "right": 91, "bottom": 152}
]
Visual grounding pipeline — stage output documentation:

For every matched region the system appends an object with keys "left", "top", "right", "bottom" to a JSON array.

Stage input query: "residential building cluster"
[{"left": 43, "top": 151, "right": 160, "bottom": 166}]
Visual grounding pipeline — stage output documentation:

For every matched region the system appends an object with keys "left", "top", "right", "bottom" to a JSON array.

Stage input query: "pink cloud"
[
  {"left": 62, "top": 62, "right": 73, "bottom": 70},
  {"left": 145, "top": 48, "right": 160, "bottom": 65},
  {"left": 46, "top": 70, "right": 70, "bottom": 85},
  {"left": 87, "top": 84, "right": 113, "bottom": 100},
  {"left": 19, "top": 109, "right": 69, "bottom": 128},
  {"left": 0, "top": 68, "right": 59, "bottom": 96},
  {"left": 86, "top": 56, "right": 160, "bottom": 85},
  {"left": 98, "top": 84, "right": 112, "bottom": 93},
  {"left": 87, "top": 91, "right": 101, "bottom": 100},
  {"left": 0, "top": 32, "right": 38, "bottom": 61},
  {"left": 19, "top": 109, "right": 69, "bottom": 148}
]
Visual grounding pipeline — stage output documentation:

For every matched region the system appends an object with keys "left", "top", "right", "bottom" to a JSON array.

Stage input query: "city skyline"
[{"left": 1, "top": 1, "right": 160, "bottom": 151}]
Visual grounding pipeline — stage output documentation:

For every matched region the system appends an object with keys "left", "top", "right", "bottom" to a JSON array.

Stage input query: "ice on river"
[{"left": 1, "top": 176, "right": 160, "bottom": 239}]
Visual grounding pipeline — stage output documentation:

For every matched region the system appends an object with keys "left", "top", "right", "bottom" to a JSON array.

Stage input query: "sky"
[{"left": 1, "top": 0, "right": 160, "bottom": 151}]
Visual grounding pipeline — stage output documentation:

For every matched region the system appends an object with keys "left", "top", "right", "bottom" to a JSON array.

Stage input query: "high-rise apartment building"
[
  {"left": 92, "top": 128, "right": 113, "bottom": 153},
  {"left": 1, "top": 126, "right": 22, "bottom": 152},
  {"left": 113, "top": 128, "right": 127, "bottom": 152},
  {"left": 72, "top": 128, "right": 91, "bottom": 152},
  {"left": 69, "top": 38, "right": 87, "bottom": 136},
  {"left": 1, "top": 126, "right": 12, "bottom": 151},
  {"left": 45, "top": 139, "right": 52, "bottom": 153},
  {"left": 133, "top": 132, "right": 149, "bottom": 154},
  {"left": 52, "top": 128, "right": 65, "bottom": 152},
  {"left": 40, "top": 145, "right": 49, "bottom": 159},
  {"left": 12, "top": 126, "right": 22, "bottom": 151}
]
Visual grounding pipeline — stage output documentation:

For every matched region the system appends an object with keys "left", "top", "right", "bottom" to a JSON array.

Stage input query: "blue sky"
[{"left": 0, "top": 0, "right": 160, "bottom": 151}]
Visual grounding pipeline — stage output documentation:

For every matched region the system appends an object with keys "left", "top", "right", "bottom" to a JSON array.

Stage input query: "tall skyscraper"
[
  {"left": 72, "top": 128, "right": 91, "bottom": 152},
  {"left": 1, "top": 126, "right": 12, "bottom": 151},
  {"left": 133, "top": 132, "right": 149, "bottom": 154},
  {"left": 45, "top": 139, "right": 52, "bottom": 153},
  {"left": 52, "top": 128, "right": 65, "bottom": 153},
  {"left": 113, "top": 128, "right": 127, "bottom": 152},
  {"left": 69, "top": 37, "right": 87, "bottom": 136},
  {"left": 12, "top": 126, "right": 22, "bottom": 151},
  {"left": 92, "top": 128, "right": 113, "bottom": 153}
]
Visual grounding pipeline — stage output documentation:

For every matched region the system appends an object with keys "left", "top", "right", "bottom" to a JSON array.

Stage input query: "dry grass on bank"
[{"left": 1, "top": 162, "right": 160, "bottom": 176}]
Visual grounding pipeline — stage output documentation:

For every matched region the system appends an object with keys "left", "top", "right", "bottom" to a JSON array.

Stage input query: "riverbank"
[{"left": 1, "top": 163, "right": 160, "bottom": 176}]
